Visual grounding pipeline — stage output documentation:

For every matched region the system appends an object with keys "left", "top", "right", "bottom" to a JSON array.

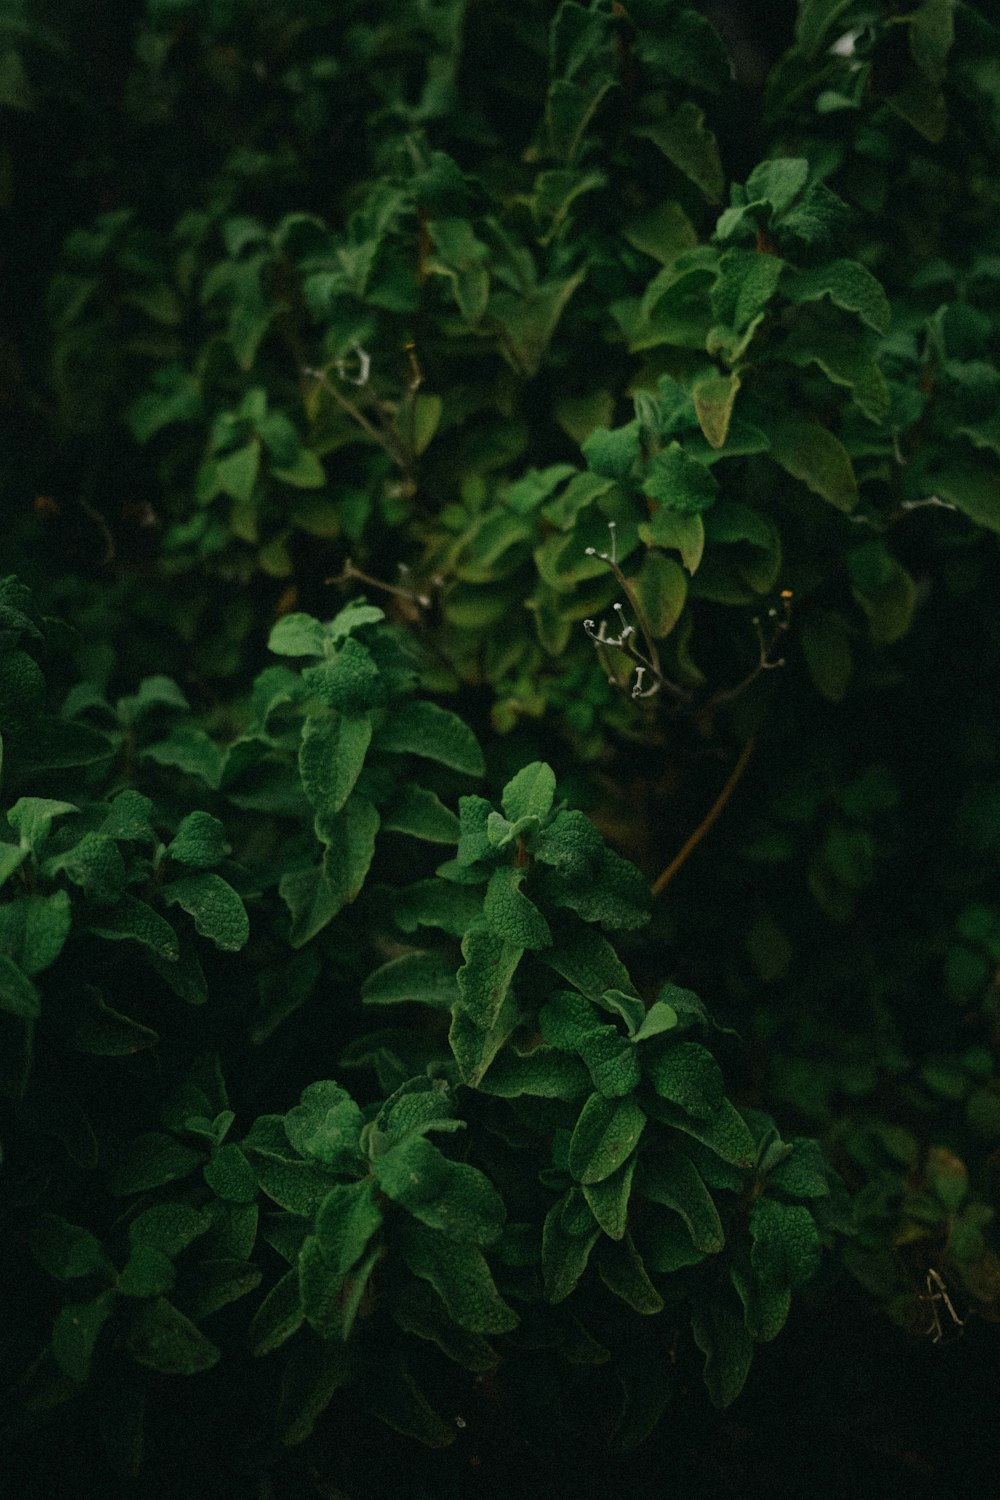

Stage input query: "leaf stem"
[{"left": 651, "top": 736, "right": 756, "bottom": 896}]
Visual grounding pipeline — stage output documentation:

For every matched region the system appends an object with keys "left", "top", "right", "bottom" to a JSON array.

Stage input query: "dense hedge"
[{"left": 3, "top": 1, "right": 1000, "bottom": 1495}]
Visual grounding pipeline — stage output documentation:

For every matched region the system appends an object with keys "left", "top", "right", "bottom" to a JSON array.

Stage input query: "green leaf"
[
  {"left": 248, "top": 1152, "right": 334, "bottom": 1218},
  {"left": 542, "top": 1188, "right": 602, "bottom": 1303},
  {"left": 142, "top": 725, "right": 224, "bottom": 788},
  {"left": 284, "top": 1080, "right": 364, "bottom": 1170},
  {"left": 765, "top": 1137, "right": 830, "bottom": 1200},
  {"left": 374, "top": 1136, "right": 505, "bottom": 1244},
  {"left": 582, "top": 420, "right": 641, "bottom": 481},
  {"left": 640, "top": 1208, "right": 706, "bottom": 1272},
  {"left": 0, "top": 891, "right": 71, "bottom": 975},
  {"left": 44, "top": 832, "right": 127, "bottom": 902},
  {"left": 540, "top": 988, "right": 603, "bottom": 1049},
  {"left": 451, "top": 927, "right": 523, "bottom": 1087},
  {"left": 166, "top": 811, "right": 227, "bottom": 869},
  {"left": 630, "top": 551, "right": 687, "bottom": 638},
  {"left": 541, "top": 839, "right": 651, "bottom": 932},
  {"left": 632, "top": 252, "right": 719, "bottom": 348},
  {"left": 636, "top": 103, "right": 725, "bottom": 201},
  {"left": 268, "top": 612, "right": 327, "bottom": 658},
  {"left": 641, "top": 1150, "right": 724, "bottom": 1253},
  {"left": 276, "top": 865, "right": 336, "bottom": 951},
  {"left": 547, "top": 75, "right": 617, "bottom": 165},
  {"left": 645, "top": 1041, "right": 725, "bottom": 1119},
  {"left": 543, "top": 922, "right": 637, "bottom": 1004},
  {"left": 484, "top": 866, "right": 551, "bottom": 950},
  {"left": 162, "top": 873, "right": 249, "bottom": 951},
  {"left": 277, "top": 1336, "right": 351, "bottom": 1446},
  {"left": 382, "top": 784, "right": 459, "bottom": 844},
  {"left": 783, "top": 259, "right": 890, "bottom": 335},
  {"left": 847, "top": 541, "right": 917, "bottom": 643},
  {"left": 710, "top": 249, "right": 785, "bottom": 333},
  {"left": 299, "top": 1179, "right": 383, "bottom": 1335},
  {"left": 187, "top": 1257, "right": 262, "bottom": 1321},
  {"left": 32, "top": 1214, "right": 110, "bottom": 1279},
  {"left": 364, "top": 1348, "right": 455, "bottom": 1448},
  {"left": 478, "top": 1045, "right": 590, "bottom": 1100},
  {"left": 308, "top": 790, "right": 380, "bottom": 920},
  {"left": 455, "top": 510, "right": 534, "bottom": 584},
  {"left": 492, "top": 271, "right": 587, "bottom": 379},
  {"left": 731, "top": 1261, "right": 791, "bottom": 1343},
  {"left": 632, "top": 1000, "right": 680, "bottom": 1043},
  {"left": 923, "top": 461, "right": 1000, "bottom": 534},
  {"left": 909, "top": 0, "right": 955, "bottom": 86},
  {"left": 644, "top": 444, "right": 719, "bottom": 515},
  {"left": 649, "top": 1096, "right": 757, "bottom": 1168},
  {"left": 248, "top": 1268, "right": 304, "bottom": 1356},
  {"left": 598, "top": 1233, "right": 664, "bottom": 1315},
  {"left": 273, "top": 447, "right": 326, "bottom": 489},
  {"left": 129, "top": 1204, "right": 213, "bottom": 1257},
  {"left": 204, "top": 1143, "right": 258, "bottom": 1203},
  {"left": 108, "top": 1133, "right": 203, "bottom": 1197},
  {"left": 299, "top": 709, "right": 373, "bottom": 816},
  {"left": 507, "top": 764, "right": 559, "bottom": 825},
  {"left": 89, "top": 894, "right": 180, "bottom": 962},
  {"left": 128, "top": 368, "right": 202, "bottom": 441},
  {"left": 691, "top": 1298, "right": 753, "bottom": 1407},
  {"left": 623, "top": 201, "right": 698, "bottom": 265},
  {"left": 393, "top": 880, "right": 482, "bottom": 938},
  {"left": 363, "top": 951, "right": 460, "bottom": 1010},
  {"left": 692, "top": 372, "right": 740, "bottom": 450},
  {"left": 783, "top": 327, "right": 890, "bottom": 424},
  {"left": 802, "top": 610, "right": 853, "bottom": 703},
  {"left": 455, "top": 925, "right": 522, "bottom": 1030},
  {"left": 148, "top": 935, "right": 208, "bottom": 1006},
  {"left": 578, "top": 1028, "right": 642, "bottom": 1098},
  {"left": 327, "top": 600, "right": 387, "bottom": 643},
  {"left": 744, "top": 157, "right": 810, "bottom": 217},
  {"left": 74, "top": 992, "right": 158, "bottom": 1056},
  {"left": 638, "top": 503, "right": 704, "bottom": 578},
  {"left": 116, "top": 675, "right": 189, "bottom": 723},
  {"left": 400, "top": 1221, "right": 518, "bottom": 1334},
  {"left": 0, "top": 953, "right": 40, "bottom": 1019},
  {"left": 374, "top": 1078, "right": 463, "bottom": 1150},
  {"left": 391, "top": 1279, "right": 498, "bottom": 1372},
  {"left": 125, "top": 1297, "right": 220, "bottom": 1374},
  {"left": 376, "top": 701, "right": 484, "bottom": 777},
  {"left": 214, "top": 441, "right": 260, "bottom": 504},
  {"left": 582, "top": 1154, "right": 636, "bottom": 1240},
  {"left": 794, "top": 0, "right": 857, "bottom": 59},
  {"left": 7, "top": 797, "right": 78, "bottom": 850},
  {"left": 305, "top": 638, "right": 386, "bottom": 713},
  {"left": 568, "top": 1092, "right": 645, "bottom": 1185},
  {"left": 455, "top": 795, "right": 493, "bottom": 867},
  {"left": 749, "top": 1198, "right": 821, "bottom": 1290},
  {"left": 0, "top": 842, "right": 28, "bottom": 889},
  {"left": 118, "top": 1246, "right": 176, "bottom": 1299},
  {"left": 427, "top": 217, "right": 490, "bottom": 323},
  {"left": 53, "top": 1291, "right": 117, "bottom": 1382},
  {"left": 768, "top": 419, "right": 858, "bottom": 512}
]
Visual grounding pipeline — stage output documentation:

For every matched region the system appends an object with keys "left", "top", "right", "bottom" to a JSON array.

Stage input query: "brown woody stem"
[{"left": 651, "top": 737, "right": 756, "bottom": 896}]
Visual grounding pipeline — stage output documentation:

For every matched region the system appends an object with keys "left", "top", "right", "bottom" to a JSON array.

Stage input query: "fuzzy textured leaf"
[{"left": 568, "top": 1092, "right": 645, "bottom": 1185}]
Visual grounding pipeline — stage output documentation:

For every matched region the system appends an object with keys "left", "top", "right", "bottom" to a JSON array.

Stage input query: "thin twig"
[
  {"left": 651, "top": 737, "right": 756, "bottom": 896},
  {"left": 325, "top": 557, "right": 432, "bottom": 609},
  {"left": 583, "top": 522, "right": 692, "bottom": 703},
  {"left": 701, "top": 592, "right": 793, "bottom": 715},
  {"left": 302, "top": 363, "right": 413, "bottom": 474}
]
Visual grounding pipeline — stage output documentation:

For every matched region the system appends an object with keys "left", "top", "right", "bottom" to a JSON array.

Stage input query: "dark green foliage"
[{"left": 4, "top": 0, "right": 1000, "bottom": 1494}]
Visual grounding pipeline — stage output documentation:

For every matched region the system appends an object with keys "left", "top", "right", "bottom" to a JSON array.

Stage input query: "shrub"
[{"left": 3, "top": 0, "right": 1000, "bottom": 1494}]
